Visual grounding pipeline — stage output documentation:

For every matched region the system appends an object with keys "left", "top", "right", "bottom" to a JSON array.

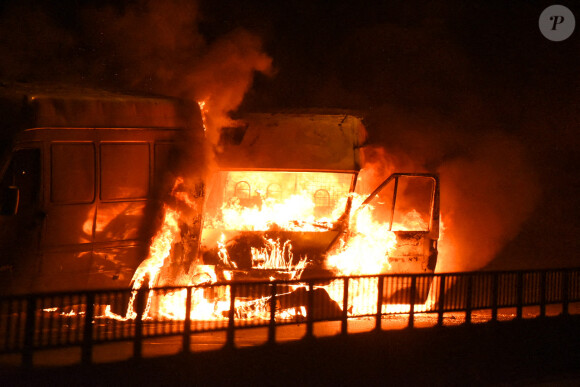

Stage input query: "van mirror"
[{"left": 0, "top": 186, "right": 19, "bottom": 215}]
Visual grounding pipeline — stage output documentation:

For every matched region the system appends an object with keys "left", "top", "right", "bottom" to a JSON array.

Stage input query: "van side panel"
[{"left": 0, "top": 128, "right": 184, "bottom": 294}]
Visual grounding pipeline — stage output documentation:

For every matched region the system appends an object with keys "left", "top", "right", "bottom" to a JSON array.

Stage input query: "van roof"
[
  {"left": 217, "top": 112, "right": 367, "bottom": 172},
  {"left": 0, "top": 81, "right": 196, "bottom": 130}
]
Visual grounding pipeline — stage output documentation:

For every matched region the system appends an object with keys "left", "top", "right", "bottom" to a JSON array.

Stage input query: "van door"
[
  {"left": 360, "top": 173, "right": 440, "bottom": 272},
  {"left": 359, "top": 173, "right": 439, "bottom": 302},
  {"left": 40, "top": 142, "right": 96, "bottom": 292},
  {"left": 0, "top": 147, "right": 42, "bottom": 294},
  {"left": 90, "top": 142, "right": 151, "bottom": 289}
]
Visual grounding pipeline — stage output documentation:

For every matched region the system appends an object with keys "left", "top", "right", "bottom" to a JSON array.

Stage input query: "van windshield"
[{"left": 203, "top": 170, "right": 356, "bottom": 232}]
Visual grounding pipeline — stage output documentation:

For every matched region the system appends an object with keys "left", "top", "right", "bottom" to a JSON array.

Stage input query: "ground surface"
[{"left": 2, "top": 314, "right": 580, "bottom": 386}]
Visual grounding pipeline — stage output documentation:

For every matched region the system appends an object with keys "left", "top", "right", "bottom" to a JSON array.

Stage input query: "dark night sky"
[{"left": 0, "top": 0, "right": 579, "bottom": 270}]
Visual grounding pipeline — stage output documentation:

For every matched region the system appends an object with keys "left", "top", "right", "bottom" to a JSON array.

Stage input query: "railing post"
[
  {"left": 305, "top": 280, "right": 314, "bottom": 340},
  {"left": 341, "top": 277, "right": 349, "bottom": 335},
  {"left": 375, "top": 276, "right": 384, "bottom": 332},
  {"left": 516, "top": 271, "right": 523, "bottom": 320},
  {"left": 82, "top": 292, "right": 95, "bottom": 365},
  {"left": 562, "top": 270, "right": 569, "bottom": 317},
  {"left": 465, "top": 275, "right": 473, "bottom": 324},
  {"left": 268, "top": 282, "right": 277, "bottom": 345},
  {"left": 182, "top": 286, "right": 192, "bottom": 353},
  {"left": 491, "top": 273, "right": 498, "bottom": 322},
  {"left": 226, "top": 284, "right": 236, "bottom": 348},
  {"left": 540, "top": 270, "right": 546, "bottom": 318},
  {"left": 408, "top": 276, "right": 416, "bottom": 329},
  {"left": 22, "top": 295, "right": 36, "bottom": 368},
  {"left": 133, "top": 288, "right": 147, "bottom": 359},
  {"left": 437, "top": 275, "right": 446, "bottom": 327}
]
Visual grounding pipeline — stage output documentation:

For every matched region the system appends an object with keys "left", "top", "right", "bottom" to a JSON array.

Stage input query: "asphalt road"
[
  {"left": 2, "top": 304, "right": 577, "bottom": 368},
  {"left": 2, "top": 312, "right": 580, "bottom": 386}
]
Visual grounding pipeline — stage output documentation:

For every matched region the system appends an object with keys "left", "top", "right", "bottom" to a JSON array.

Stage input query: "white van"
[
  {"left": 0, "top": 83, "right": 204, "bottom": 294},
  {"left": 199, "top": 112, "right": 440, "bottom": 288},
  {"left": 0, "top": 85, "right": 440, "bottom": 300}
]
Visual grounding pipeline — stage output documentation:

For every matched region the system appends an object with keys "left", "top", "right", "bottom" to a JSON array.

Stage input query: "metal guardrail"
[{"left": 1, "top": 268, "right": 580, "bottom": 367}]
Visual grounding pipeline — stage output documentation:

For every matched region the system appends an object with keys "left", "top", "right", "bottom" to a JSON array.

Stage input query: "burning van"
[
  {"left": 0, "top": 83, "right": 204, "bottom": 295},
  {"left": 0, "top": 83, "right": 439, "bottom": 306},
  {"left": 196, "top": 113, "right": 440, "bottom": 287}
]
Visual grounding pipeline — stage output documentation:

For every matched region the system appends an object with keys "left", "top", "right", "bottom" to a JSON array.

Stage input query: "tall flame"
[
  {"left": 130, "top": 207, "right": 180, "bottom": 291},
  {"left": 116, "top": 176, "right": 198, "bottom": 319},
  {"left": 327, "top": 195, "right": 398, "bottom": 276}
]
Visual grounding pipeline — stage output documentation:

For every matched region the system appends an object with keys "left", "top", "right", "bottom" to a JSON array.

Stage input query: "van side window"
[
  {"left": 101, "top": 143, "right": 149, "bottom": 200},
  {"left": 1, "top": 148, "right": 40, "bottom": 211},
  {"left": 51, "top": 144, "right": 95, "bottom": 203}
]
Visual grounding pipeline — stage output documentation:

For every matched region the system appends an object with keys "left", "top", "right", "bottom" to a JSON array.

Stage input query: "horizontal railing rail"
[{"left": 1, "top": 268, "right": 579, "bottom": 367}]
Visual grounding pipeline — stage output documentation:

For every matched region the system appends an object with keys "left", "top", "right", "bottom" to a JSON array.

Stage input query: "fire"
[
  {"left": 204, "top": 171, "right": 350, "bottom": 232},
  {"left": 383, "top": 303, "right": 431, "bottom": 314},
  {"left": 111, "top": 169, "right": 439, "bottom": 323},
  {"left": 130, "top": 207, "right": 180, "bottom": 291},
  {"left": 106, "top": 177, "right": 198, "bottom": 320},
  {"left": 217, "top": 233, "right": 237, "bottom": 268},
  {"left": 218, "top": 194, "right": 334, "bottom": 232},
  {"left": 157, "top": 286, "right": 231, "bottom": 321},
  {"left": 250, "top": 237, "right": 308, "bottom": 278},
  {"left": 326, "top": 194, "right": 397, "bottom": 276},
  {"left": 393, "top": 209, "right": 429, "bottom": 231},
  {"left": 116, "top": 206, "right": 180, "bottom": 319},
  {"left": 130, "top": 177, "right": 191, "bottom": 292}
]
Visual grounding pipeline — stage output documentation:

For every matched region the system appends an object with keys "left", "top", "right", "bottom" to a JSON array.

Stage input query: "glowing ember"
[
  {"left": 383, "top": 302, "right": 432, "bottom": 314},
  {"left": 198, "top": 100, "right": 208, "bottom": 132}
]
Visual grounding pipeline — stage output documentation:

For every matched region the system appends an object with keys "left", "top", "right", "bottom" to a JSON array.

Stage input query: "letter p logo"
[
  {"left": 540, "top": 5, "right": 575, "bottom": 41},
  {"left": 550, "top": 15, "right": 566, "bottom": 30}
]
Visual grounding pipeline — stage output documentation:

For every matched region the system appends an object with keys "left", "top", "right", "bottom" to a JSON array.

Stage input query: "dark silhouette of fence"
[{"left": 1, "top": 268, "right": 579, "bottom": 367}]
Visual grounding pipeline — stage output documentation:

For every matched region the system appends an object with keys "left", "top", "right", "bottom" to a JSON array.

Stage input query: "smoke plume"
[{"left": 0, "top": 0, "right": 272, "bottom": 147}]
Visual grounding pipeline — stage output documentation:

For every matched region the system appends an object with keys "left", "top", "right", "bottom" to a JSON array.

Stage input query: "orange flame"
[
  {"left": 114, "top": 169, "right": 439, "bottom": 322},
  {"left": 326, "top": 194, "right": 397, "bottom": 276},
  {"left": 198, "top": 100, "right": 208, "bottom": 132}
]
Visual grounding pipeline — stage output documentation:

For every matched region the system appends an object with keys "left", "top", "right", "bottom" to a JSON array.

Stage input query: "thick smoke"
[
  {"left": 0, "top": 1, "right": 547, "bottom": 275},
  {"left": 0, "top": 0, "right": 272, "bottom": 286},
  {"left": 361, "top": 107, "right": 541, "bottom": 272},
  {"left": 0, "top": 0, "right": 272, "bottom": 148},
  {"left": 81, "top": 1, "right": 272, "bottom": 147}
]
